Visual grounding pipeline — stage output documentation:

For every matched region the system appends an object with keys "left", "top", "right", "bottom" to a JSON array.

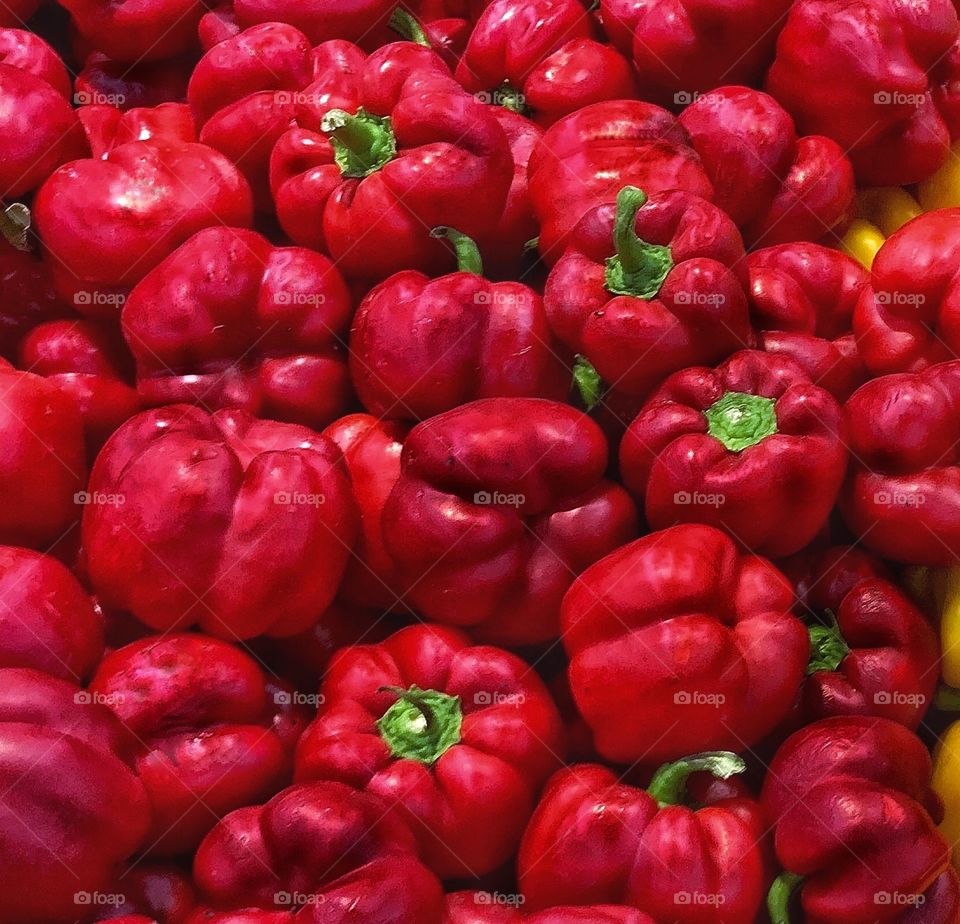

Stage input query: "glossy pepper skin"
[
  {"left": 382, "top": 398, "right": 638, "bottom": 645},
  {"left": 840, "top": 360, "right": 960, "bottom": 565},
  {"left": 0, "top": 668, "right": 151, "bottom": 924},
  {"left": 745, "top": 242, "right": 868, "bottom": 401},
  {"left": 678, "top": 86, "right": 855, "bottom": 249},
  {"left": 0, "top": 361, "right": 87, "bottom": 551},
  {"left": 545, "top": 186, "right": 750, "bottom": 400},
  {"left": 20, "top": 319, "right": 142, "bottom": 453},
  {"left": 562, "top": 524, "right": 809, "bottom": 764},
  {"left": 82, "top": 405, "right": 358, "bottom": 638},
  {"left": 763, "top": 717, "right": 960, "bottom": 924},
  {"left": 445, "top": 894, "right": 659, "bottom": 923},
  {"left": 620, "top": 350, "right": 846, "bottom": 557},
  {"left": 77, "top": 101, "right": 198, "bottom": 157},
  {"left": 0, "top": 545, "right": 103, "bottom": 683},
  {"left": 122, "top": 226, "right": 353, "bottom": 430},
  {"left": 295, "top": 624, "right": 564, "bottom": 878},
  {"left": 518, "top": 753, "right": 770, "bottom": 921},
  {"left": 854, "top": 209, "right": 960, "bottom": 376},
  {"left": 34, "top": 139, "right": 253, "bottom": 313},
  {"left": 193, "top": 780, "right": 445, "bottom": 922},
  {"left": 604, "top": 0, "right": 792, "bottom": 107},
  {"left": 767, "top": 0, "right": 960, "bottom": 186},
  {"left": 91, "top": 633, "right": 308, "bottom": 855},
  {"left": 350, "top": 228, "right": 568, "bottom": 420},
  {"left": 0, "top": 237, "right": 62, "bottom": 361},
  {"left": 784, "top": 546, "right": 938, "bottom": 730},
  {"left": 233, "top": 0, "right": 394, "bottom": 46},
  {"left": 528, "top": 100, "right": 713, "bottom": 261}
]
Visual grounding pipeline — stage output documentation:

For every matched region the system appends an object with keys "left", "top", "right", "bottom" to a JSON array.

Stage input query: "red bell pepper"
[
  {"left": 0, "top": 0, "right": 39, "bottom": 26},
  {"left": 562, "top": 523, "right": 808, "bottom": 763},
  {"left": 91, "top": 633, "right": 308, "bottom": 855},
  {"left": 763, "top": 717, "right": 959, "bottom": 924},
  {"left": 193, "top": 780, "right": 445, "bottom": 922},
  {"left": 782, "top": 546, "right": 938, "bottom": 730},
  {"left": 840, "top": 360, "right": 960, "bottom": 565},
  {"left": 0, "top": 234, "right": 62, "bottom": 361},
  {"left": 19, "top": 319, "right": 142, "bottom": 453},
  {"left": 0, "top": 27, "right": 71, "bottom": 95},
  {"left": 446, "top": 893, "right": 659, "bottom": 923},
  {"left": 382, "top": 398, "right": 638, "bottom": 644},
  {"left": 544, "top": 185, "right": 751, "bottom": 400},
  {"left": 767, "top": 0, "right": 960, "bottom": 186},
  {"left": 854, "top": 209, "right": 960, "bottom": 376},
  {"left": 233, "top": 0, "right": 395, "bottom": 46},
  {"left": 745, "top": 242, "right": 868, "bottom": 401},
  {"left": 0, "top": 545, "right": 102, "bottom": 683},
  {"left": 518, "top": 753, "right": 770, "bottom": 921},
  {"left": 295, "top": 624, "right": 564, "bottom": 878},
  {"left": 59, "top": 0, "right": 204, "bottom": 62},
  {"left": 603, "top": 0, "right": 792, "bottom": 107},
  {"left": 0, "top": 668, "right": 150, "bottom": 924},
  {"left": 323, "top": 413, "right": 413, "bottom": 613},
  {"left": 76, "top": 52, "right": 192, "bottom": 112},
  {"left": 199, "top": 3, "right": 240, "bottom": 50},
  {"left": 122, "top": 226, "right": 353, "bottom": 430},
  {"left": 528, "top": 101, "right": 713, "bottom": 261},
  {"left": 619, "top": 350, "right": 846, "bottom": 557},
  {"left": 34, "top": 139, "right": 253, "bottom": 313},
  {"left": 0, "top": 361, "right": 87, "bottom": 551},
  {"left": 82, "top": 405, "right": 358, "bottom": 637},
  {"left": 97, "top": 865, "right": 195, "bottom": 924},
  {"left": 678, "top": 86, "right": 855, "bottom": 248},
  {"left": 350, "top": 227, "right": 567, "bottom": 420},
  {"left": 77, "top": 101, "right": 197, "bottom": 157}
]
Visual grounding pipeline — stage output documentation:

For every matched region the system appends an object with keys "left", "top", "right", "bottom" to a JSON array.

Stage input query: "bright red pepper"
[
  {"left": 193, "top": 780, "right": 445, "bottom": 922},
  {"left": 295, "top": 624, "right": 564, "bottom": 878},
  {"left": 122, "top": 226, "right": 353, "bottom": 430},
  {"left": 745, "top": 242, "right": 868, "bottom": 401},
  {"left": 518, "top": 753, "right": 770, "bottom": 921},
  {"left": 0, "top": 361, "right": 87, "bottom": 551},
  {"left": 199, "top": 3, "right": 240, "bottom": 50},
  {"left": 619, "top": 350, "right": 847, "bottom": 557},
  {"left": 763, "top": 717, "right": 959, "bottom": 924},
  {"left": 0, "top": 0, "right": 40, "bottom": 26},
  {"left": 0, "top": 235, "right": 62, "bottom": 360},
  {"left": 528, "top": 101, "right": 713, "bottom": 261},
  {"left": 34, "top": 139, "right": 253, "bottom": 312},
  {"left": 0, "top": 545, "right": 103, "bottom": 682},
  {"left": 82, "top": 405, "right": 358, "bottom": 637},
  {"left": 76, "top": 52, "right": 192, "bottom": 111},
  {"left": 77, "top": 102, "right": 197, "bottom": 157},
  {"left": 91, "top": 633, "right": 308, "bottom": 855},
  {"left": 678, "top": 86, "right": 855, "bottom": 248},
  {"left": 840, "top": 360, "right": 960, "bottom": 565},
  {"left": 350, "top": 228, "right": 567, "bottom": 420},
  {"left": 0, "top": 668, "right": 151, "bottom": 924},
  {"left": 603, "top": 0, "right": 792, "bottom": 107},
  {"left": 562, "top": 524, "right": 808, "bottom": 763},
  {"left": 782, "top": 546, "right": 939, "bottom": 730},
  {"left": 382, "top": 398, "right": 638, "bottom": 644},
  {"left": 233, "top": 0, "right": 395, "bottom": 47},
  {"left": 854, "top": 209, "right": 960, "bottom": 376},
  {"left": 445, "top": 893, "right": 659, "bottom": 923},
  {"left": 19, "top": 320, "right": 142, "bottom": 453},
  {"left": 767, "top": 0, "right": 960, "bottom": 186},
  {"left": 544, "top": 185, "right": 750, "bottom": 400},
  {"left": 0, "top": 27, "right": 71, "bottom": 95}
]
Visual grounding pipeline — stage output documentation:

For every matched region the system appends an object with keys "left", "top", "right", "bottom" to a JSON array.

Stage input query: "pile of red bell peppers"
[{"left": 6, "top": 1, "right": 960, "bottom": 922}]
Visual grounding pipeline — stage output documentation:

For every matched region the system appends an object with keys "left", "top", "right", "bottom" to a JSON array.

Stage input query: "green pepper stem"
[
  {"left": 936, "top": 684, "right": 960, "bottom": 711},
  {"left": 573, "top": 354, "right": 604, "bottom": 411},
  {"left": 646, "top": 751, "right": 746, "bottom": 807},
  {"left": 430, "top": 227, "right": 484, "bottom": 276},
  {"left": 376, "top": 684, "right": 463, "bottom": 765},
  {"left": 704, "top": 391, "right": 778, "bottom": 452},
  {"left": 0, "top": 202, "right": 31, "bottom": 251},
  {"left": 768, "top": 872, "right": 804, "bottom": 924},
  {"left": 604, "top": 186, "right": 674, "bottom": 299},
  {"left": 321, "top": 108, "right": 397, "bottom": 178},
  {"left": 806, "top": 609, "right": 850, "bottom": 675},
  {"left": 389, "top": 7, "right": 431, "bottom": 46}
]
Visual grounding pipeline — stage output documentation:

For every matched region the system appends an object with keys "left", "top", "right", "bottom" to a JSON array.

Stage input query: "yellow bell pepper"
[
  {"left": 839, "top": 218, "right": 886, "bottom": 270},
  {"left": 918, "top": 142, "right": 960, "bottom": 211},
  {"left": 856, "top": 187, "right": 923, "bottom": 236},
  {"left": 933, "top": 724, "right": 960, "bottom": 870}
]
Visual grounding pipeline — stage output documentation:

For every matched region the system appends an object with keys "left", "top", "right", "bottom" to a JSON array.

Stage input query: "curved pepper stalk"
[
  {"left": 377, "top": 684, "right": 464, "bottom": 765},
  {"left": 605, "top": 185, "right": 674, "bottom": 298}
]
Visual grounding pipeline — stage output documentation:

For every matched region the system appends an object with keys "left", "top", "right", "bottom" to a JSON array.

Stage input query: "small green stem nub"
[
  {"left": 768, "top": 872, "right": 804, "bottom": 924},
  {"left": 376, "top": 685, "right": 463, "bottom": 765},
  {"left": 807, "top": 610, "right": 849, "bottom": 675},
  {"left": 1, "top": 203, "right": 31, "bottom": 251},
  {"left": 704, "top": 391, "right": 778, "bottom": 452},
  {"left": 573, "top": 355, "right": 604, "bottom": 411},
  {"left": 936, "top": 684, "right": 960, "bottom": 711},
  {"left": 646, "top": 751, "right": 746, "bottom": 808},
  {"left": 321, "top": 108, "right": 397, "bottom": 178},
  {"left": 496, "top": 82, "right": 527, "bottom": 114},
  {"left": 604, "top": 186, "right": 674, "bottom": 299},
  {"left": 389, "top": 7, "right": 431, "bottom": 47},
  {"left": 430, "top": 227, "right": 484, "bottom": 276}
]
